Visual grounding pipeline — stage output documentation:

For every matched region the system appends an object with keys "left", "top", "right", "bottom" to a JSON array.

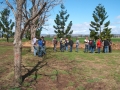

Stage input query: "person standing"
[
  {"left": 84, "top": 37, "right": 89, "bottom": 53},
  {"left": 61, "top": 38, "right": 66, "bottom": 52},
  {"left": 96, "top": 38, "right": 102, "bottom": 53},
  {"left": 31, "top": 36, "right": 37, "bottom": 52},
  {"left": 59, "top": 38, "right": 62, "bottom": 51},
  {"left": 53, "top": 37, "right": 58, "bottom": 51},
  {"left": 69, "top": 38, "right": 74, "bottom": 52},
  {"left": 41, "top": 36, "right": 46, "bottom": 55},
  {"left": 32, "top": 37, "right": 37, "bottom": 45},
  {"left": 65, "top": 38, "right": 69, "bottom": 51},
  {"left": 75, "top": 37, "right": 80, "bottom": 52},
  {"left": 33, "top": 41, "right": 39, "bottom": 56},
  {"left": 89, "top": 38, "right": 95, "bottom": 53},
  {"left": 109, "top": 39, "right": 112, "bottom": 53},
  {"left": 52, "top": 37, "right": 55, "bottom": 50},
  {"left": 104, "top": 38, "right": 109, "bottom": 53},
  {"left": 38, "top": 37, "right": 43, "bottom": 57}
]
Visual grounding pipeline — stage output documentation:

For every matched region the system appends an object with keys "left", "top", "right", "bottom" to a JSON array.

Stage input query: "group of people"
[
  {"left": 32, "top": 36, "right": 46, "bottom": 57},
  {"left": 52, "top": 37, "right": 80, "bottom": 52},
  {"left": 84, "top": 37, "right": 112, "bottom": 53},
  {"left": 31, "top": 36, "right": 112, "bottom": 57}
]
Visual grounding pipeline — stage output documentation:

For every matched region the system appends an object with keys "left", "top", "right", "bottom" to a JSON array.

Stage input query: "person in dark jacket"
[
  {"left": 109, "top": 39, "right": 112, "bottom": 53},
  {"left": 41, "top": 36, "right": 46, "bottom": 55},
  {"left": 69, "top": 38, "right": 74, "bottom": 52},
  {"left": 104, "top": 38, "right": 109, "bottom": 53},
  {"left": 89, "top": 38, "right": 95, "bottom": 53},
  {"left": 38, "top": 37, "right": 43, "bottom": 57}
]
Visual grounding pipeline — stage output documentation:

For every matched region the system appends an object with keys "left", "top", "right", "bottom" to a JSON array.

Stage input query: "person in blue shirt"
[{"left": 38, "top": 37, "right": 43, "bottom": 57}]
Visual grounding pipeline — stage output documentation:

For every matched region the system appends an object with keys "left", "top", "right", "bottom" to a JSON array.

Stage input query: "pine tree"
[
  {"left": 101, "top": 21, "right": 113, "bottom": 39},
  {"left": 89, "top": 4, "right": 112, "bottom": 40},
  {"left": 53, "top": 4, "right": 73, "bottom": 38},
  {"left": 0, "top": 8, "right": 14, "bottom": 42}
]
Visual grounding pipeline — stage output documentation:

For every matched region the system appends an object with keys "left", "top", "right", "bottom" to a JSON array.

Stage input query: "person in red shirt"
[{"left": 97, "top": 38, "right": 102, "bottom": 53}]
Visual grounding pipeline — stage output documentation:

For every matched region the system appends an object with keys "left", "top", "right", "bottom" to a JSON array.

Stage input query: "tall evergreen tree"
[
  {"left": 0, "top": 8, "right": 14, "bottom": 42},
  {"left": 53, "top": 4, "right": 73, "bottom": 38},
  {"left": 89, "top": 4, "right": 112, "bottom": 40}
]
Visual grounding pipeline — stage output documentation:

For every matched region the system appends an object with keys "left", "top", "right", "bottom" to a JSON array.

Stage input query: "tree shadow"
[
  {"left": 21, "top": 57, "right": 47, "bottom": 83},
  {"left": 21, "top": 47, "right": 55, "bottom": 84}
]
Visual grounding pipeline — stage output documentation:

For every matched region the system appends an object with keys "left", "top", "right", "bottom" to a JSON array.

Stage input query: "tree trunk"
[
  {"left": 30, "top": 5, "right": 37, "bottom": 52},
  {"left": 30, "top": 26, "right": 36, "bottom": 52},
  {"left": 100, "top": 26, "right": 101, "bottom": 37},
  {"left": 14, "top": 42, "right": 22, "bottom": 87},
  {"left": 13, "top": 0, "right": 23, "bottom": 87},
  {"left": 2, "top": 32, "right": 3, "bottom": 38},
  {"left": 7, "top": 34, "right": 9, "bottom": 42}
]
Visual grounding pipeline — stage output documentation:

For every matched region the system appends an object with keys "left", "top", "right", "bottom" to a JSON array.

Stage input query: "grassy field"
[
  {"left": 0, "top": 37, "right": 120, "bottom": 43},
  {"left": 40, "top": 37, "right": 120, "bottom": 43},
  {"left": 0, "top": 45, "right": 120, "bottom": 90},
  {"left": 0, "top": 38, "right": 29, "bottom": 42}
]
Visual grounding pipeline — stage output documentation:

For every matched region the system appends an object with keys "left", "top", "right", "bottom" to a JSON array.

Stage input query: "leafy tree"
[
  {"left": 25, "top": 30, "right": 31, "bottom": 40},
  {"left": 23, "top": 0, "right": 62, "bottom": 52},
  {"left": 0, "top": 8, "right": 14, "bottom": 42},
  {"left": 0, "top": 29, "right": 4, "bottom": 38},
  {"left": 101, "top": 26, "right": 113, "bottom": 40},
  {"left": 89, "top": 4, "right": 112, "bottom": 40},
  {"left": 36, "top": 27, "right": 42, "bottom": 39},
  {"left": 53, "top": 4, "right": 73, "bottom": 39},
  {"left": 5, "top": 0, "right": 61, "bottom": 86}
]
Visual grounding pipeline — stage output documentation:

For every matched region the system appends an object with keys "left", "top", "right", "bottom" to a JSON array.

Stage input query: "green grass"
[
  {"left": 111, "top": 38, "right": 120, "bottom": 42},
  {"left": 1, "top": 45, "right": 120, "bottom": 90},
  {"left": 0, "top": 37, "right": 119, "bottom": 43},
  {"left": 0, "top": 38, "right": 29, "bottom": 42}
]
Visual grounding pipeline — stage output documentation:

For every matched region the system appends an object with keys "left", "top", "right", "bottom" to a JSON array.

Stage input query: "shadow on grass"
[
  {"left": 21, "top": 59, "right": 47, "bottom": 83},
  {"left": 21, "top": 47, "right": 54, "bottom": 83}
]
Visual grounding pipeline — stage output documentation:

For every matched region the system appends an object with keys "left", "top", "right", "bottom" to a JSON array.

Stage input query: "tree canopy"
[
  {"left": 53, "top": 4, "right": 73, "bottom": 39},
  {"left": 0, "top": 8, "right": 14, "bottom": 41},
  {"left": 89, "top": 4, "right": 112, "bottom": 40}
]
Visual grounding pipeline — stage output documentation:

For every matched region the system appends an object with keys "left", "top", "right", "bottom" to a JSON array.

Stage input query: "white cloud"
[
  {"left": 109, "top": 25, "right": 116, "bottom": 29},
  {"left": 111, "top": 26, "right": 120, "bottom": 34},
  {"left": 116, "top": 15, "right": 120, "bottom": 19},
  {"left": 71, "top": 22, "right": 90, "bottom": 34},
  {"left": 41, "top": 20, "right": 91, "bottom": 35},
  {"left": 41, "top": 18, "right": 120, "bottom": 35}
]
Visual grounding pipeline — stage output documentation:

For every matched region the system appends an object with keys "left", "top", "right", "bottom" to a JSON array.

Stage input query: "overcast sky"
[{"left": 41, "top": 0, "right": 120, "bottom": 35}]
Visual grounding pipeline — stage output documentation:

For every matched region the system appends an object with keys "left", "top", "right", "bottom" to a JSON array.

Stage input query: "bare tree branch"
[
  {"left": 5, "top": 0, "right": 16, "bottom": 17},
  {"left": 20, "top": 2, "right": 47, "bottom": 38}
]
